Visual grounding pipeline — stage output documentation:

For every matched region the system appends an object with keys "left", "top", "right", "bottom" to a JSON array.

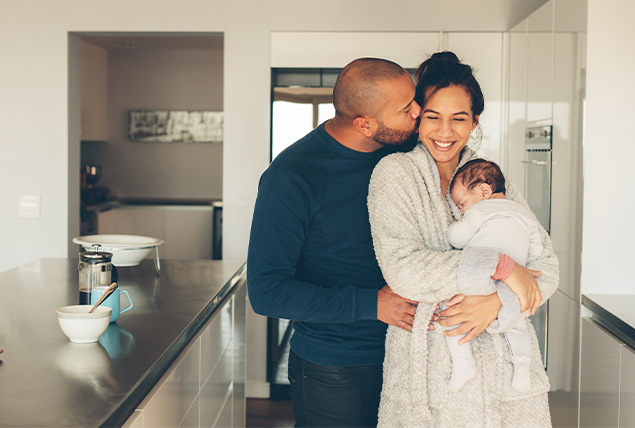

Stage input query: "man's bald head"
[{"left": 332, "top": 58, "right": 408, "bottom": 120}]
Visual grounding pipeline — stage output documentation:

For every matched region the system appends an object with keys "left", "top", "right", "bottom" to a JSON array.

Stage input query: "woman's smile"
[{"left": 431, "top": 139, "right": 456, "bottom": 149}]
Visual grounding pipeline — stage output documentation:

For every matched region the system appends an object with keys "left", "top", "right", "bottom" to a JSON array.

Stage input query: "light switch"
[{"left": 18, "top": 195, "right": 41, "bottom": 219}]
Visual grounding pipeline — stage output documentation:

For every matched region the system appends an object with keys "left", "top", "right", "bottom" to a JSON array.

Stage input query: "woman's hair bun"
[{"left": 428, "top": 51, "right": 460, "bottom": 64}]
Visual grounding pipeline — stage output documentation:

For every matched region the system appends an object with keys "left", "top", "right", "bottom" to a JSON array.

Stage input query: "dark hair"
[
  {"left": 450, "top": 159, "right": 506, "bottom": 195},
  {"left": 414, "top": 51, "right": 484, "bottom": 122},
  {"left": 333, "top": 57, "right": 408, "bottom": 119}
]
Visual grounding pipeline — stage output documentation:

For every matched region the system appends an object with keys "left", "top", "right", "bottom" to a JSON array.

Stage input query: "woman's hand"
[
  {"left": 438, "top": 293, "right": 502, "bottom": 345},
  {"left": 503, "top": 263, "right": 542, "bottom": 315}
]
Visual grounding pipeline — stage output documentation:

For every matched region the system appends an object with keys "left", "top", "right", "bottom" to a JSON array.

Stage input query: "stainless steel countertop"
[
  {"left": 582, "top": 293, "right": 635, "bottom": 349},
  {"left": 0, "top": 258, "right": 245, "bottom": 427}
]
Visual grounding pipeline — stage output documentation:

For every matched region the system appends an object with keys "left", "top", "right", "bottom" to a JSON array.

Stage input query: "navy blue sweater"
[{"left": 248, "top": 123, "right": 398, "bottom": 367}]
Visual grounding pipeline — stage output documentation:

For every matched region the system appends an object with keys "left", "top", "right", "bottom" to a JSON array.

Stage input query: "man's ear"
[
  {"left": 353, "top": 116, "right": 375, "bottom": 138},
  {"left": 480, "top": 183, "right": 493, "bottom": 199}
]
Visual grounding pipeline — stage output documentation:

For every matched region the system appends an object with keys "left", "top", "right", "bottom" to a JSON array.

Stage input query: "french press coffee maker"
[{"left": 78, "top": 250, "right": 118, "bottom": 305}]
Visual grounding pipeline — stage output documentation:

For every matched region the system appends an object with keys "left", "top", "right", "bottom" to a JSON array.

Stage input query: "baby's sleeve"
[{"left": 447, "top": 208, "right": 485, "bottom": 249}]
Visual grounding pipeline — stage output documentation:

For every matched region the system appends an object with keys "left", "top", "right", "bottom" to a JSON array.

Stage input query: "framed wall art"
[{"left": 128, "top": 110, "right": 223, "bottom": 143}]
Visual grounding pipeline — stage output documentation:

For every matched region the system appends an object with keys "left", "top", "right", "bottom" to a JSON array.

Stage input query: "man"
[{"left": 247, "top": 58, "right": 421, "bottom": 427}]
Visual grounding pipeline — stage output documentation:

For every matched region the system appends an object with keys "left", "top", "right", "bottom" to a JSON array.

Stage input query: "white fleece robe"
[{"left": 368, "top": 144, "right": 558, "bottom": 428}]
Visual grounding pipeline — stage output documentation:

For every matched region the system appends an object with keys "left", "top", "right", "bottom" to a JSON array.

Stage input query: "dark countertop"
[
  {"left": 0, "top": 258, "right": 245, "bottom": 427},
  {"left": 84, "top": 198, "right": 222, "bottom": 213},
  {"left": 582, "top": 294, "right": 635, "bottom": 350}
]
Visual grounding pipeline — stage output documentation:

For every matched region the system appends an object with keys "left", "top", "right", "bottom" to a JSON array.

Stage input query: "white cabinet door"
[
  {"left": 97, "top": 209, "right": 118, "bottom": 235},
  {"left": 580, "top": 317, "right": 621, "bottom": 427},
  {"left": 98, "top": 208, "right": 165, "bottom": 258},
  {"left": 140, "top": 338, "right": 201, "bottom": 428},
  {"left": 506, "top": 20, "right": 528, "bottom": 191},
  {"left": 526, "top": 1, "right": 554, "bottom": 123},
  {"left": 97, "top": 206, "right": 213, "bottom": 260},
  {"left": 164, "top": 209, "right": 212, "bottom": 260},
  {"left": 621, "top": 346, "right": 635, "bottom": 427},
  {"left": 446, "top": 32, "right": 503, "bottom": 165}
]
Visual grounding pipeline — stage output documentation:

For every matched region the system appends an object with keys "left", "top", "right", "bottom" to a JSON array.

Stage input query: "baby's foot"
[
  {"left": 512, "top": 355, "right": 531, "bottom": 392},
  {"left": 448, "top": 356, "right": 476, "bottom": 392}
]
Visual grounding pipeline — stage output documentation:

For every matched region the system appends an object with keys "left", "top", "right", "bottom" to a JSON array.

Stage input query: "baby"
[{"left": 444, "top": 158, "right": 543, "bottom": 393}]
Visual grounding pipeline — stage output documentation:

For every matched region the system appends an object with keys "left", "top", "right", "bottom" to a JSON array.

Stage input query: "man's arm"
[{"left": 247, "top": 165, "right": 416, "bottom": 329}]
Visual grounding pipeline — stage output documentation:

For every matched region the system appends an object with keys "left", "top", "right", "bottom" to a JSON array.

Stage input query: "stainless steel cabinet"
[
  {"left": 123, "top": 282, "right": 246, "bottom": 428},
  {"left": 621, "top": 346, "right": 635, "bottom": 428},
  {"left": 580, "top": 316, "right": 622, "bottom": 428}
]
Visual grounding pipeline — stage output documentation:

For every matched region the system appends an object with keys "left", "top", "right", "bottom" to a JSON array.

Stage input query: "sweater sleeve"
[
  {"left": 368, "top": 156, "right": 466, "bottom": 303},
  {"left": 504, "top": 177, "right": 559, "bottom": 304},
  {"left": 247, "top": 165, "right": 377, "bottom": 324}
]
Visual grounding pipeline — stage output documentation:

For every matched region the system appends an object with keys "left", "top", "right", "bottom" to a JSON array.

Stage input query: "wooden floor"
[{"left": 246, "top": 398, "right": 295, "bottom": 428}]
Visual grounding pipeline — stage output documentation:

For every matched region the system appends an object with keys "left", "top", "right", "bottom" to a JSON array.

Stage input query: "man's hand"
[
  {"left": 438, "top": 293, "right": 501, "bottom": 345},
  {"left": 503, "top": 263, "right": 542, "bottom": 315},
  {"left": 377, "top": 285, "right": 418, "bottom": 332}
]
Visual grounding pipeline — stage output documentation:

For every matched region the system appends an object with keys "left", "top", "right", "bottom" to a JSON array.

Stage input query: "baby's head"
[{"left": 450, "top": 159, "right": 506, "bottom": 214}]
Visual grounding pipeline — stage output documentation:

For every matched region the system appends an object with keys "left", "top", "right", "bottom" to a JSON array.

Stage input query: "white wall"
[
  {"left": 0, "top": 0, "right": 548, "bottom": 397},
  {"left": 82, "top": 46, "right": 224, "bottom": 200},
  {"left": 582, "top": 0, "right": 635, "bottom": 294}
]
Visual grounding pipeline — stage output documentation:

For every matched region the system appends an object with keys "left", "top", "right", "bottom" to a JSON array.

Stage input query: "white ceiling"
[{"left": 79, "top": 0, "right": 549, "bottom": 52}]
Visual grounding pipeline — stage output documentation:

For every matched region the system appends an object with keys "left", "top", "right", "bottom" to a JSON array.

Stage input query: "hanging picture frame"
[{"left": 128, "top": 110, "right": 223, "bottom": 143}]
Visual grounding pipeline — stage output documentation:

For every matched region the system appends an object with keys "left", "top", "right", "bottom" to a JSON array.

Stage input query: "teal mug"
[{"left": 90, "top": 285, "right": 133, "bottom": 323}]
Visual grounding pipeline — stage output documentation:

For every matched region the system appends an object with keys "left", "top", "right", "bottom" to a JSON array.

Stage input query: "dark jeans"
[{"left": 288, "top": 349, "right": 383, "bottom": 428}]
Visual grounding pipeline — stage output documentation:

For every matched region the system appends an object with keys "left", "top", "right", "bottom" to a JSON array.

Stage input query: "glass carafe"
[{"left": 78, "top": 251, "right": 114, "bottom": 305}]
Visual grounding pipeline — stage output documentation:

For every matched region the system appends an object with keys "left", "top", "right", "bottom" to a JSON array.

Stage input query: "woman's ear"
[
  {"left": 472, "top": 115, "right": 480, "bottom": 131},
  {"left": 480, "top": 183, "right": 493, "bottom": 199},
  {"left": 353, "top": 116, "right": 375, "bottom": 138}
]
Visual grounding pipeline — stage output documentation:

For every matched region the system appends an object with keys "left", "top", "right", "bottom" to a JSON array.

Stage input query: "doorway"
[{"left": 69, "top": 32, "right": 224, "bottom": 259}]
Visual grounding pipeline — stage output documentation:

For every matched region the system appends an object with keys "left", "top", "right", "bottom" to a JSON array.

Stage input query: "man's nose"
[{"left": 411, "top": 101, "right": 422, "bottom": 119}]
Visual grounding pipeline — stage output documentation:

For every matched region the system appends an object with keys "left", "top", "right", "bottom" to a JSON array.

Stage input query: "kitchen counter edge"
[
  {"left": 103, "top": 261, "right": 245, "bottom": 428},
  {"left": 581, "top": 293, "right": 635, "bottom": 350}
]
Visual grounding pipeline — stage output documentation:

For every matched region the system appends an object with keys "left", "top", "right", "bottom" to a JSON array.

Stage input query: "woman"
[{"left": 368, "top": 51, "right": 558, "bottom": 427}]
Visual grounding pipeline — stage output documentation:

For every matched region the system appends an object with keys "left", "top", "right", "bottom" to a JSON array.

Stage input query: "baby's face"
[{"left": 451, "top": 182, "right": 486, "bottom": 214}]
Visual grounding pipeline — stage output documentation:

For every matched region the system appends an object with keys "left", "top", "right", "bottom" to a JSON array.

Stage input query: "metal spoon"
[{"left": 88, "top": 282, "right": 118, "bottom": 313}]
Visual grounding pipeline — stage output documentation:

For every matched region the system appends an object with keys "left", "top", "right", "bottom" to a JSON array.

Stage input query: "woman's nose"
[{"left": 437, "top": 120, "right": 453, "bottom": 137}]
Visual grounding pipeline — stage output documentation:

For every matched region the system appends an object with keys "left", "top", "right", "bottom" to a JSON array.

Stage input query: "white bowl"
[
  {"left": 73, "top": 234, "right": 164, "bottom": 267},
  {"left": 57, "top": 305, "right": 113, "bottom": 343}
]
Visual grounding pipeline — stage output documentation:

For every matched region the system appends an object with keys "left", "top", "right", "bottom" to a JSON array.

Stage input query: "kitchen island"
[
  {"left": 580, "top": 294, "right": 635, "bottom": 427},
  {"left": 0, "top": 258, "right": 246, "bottom": 428}
]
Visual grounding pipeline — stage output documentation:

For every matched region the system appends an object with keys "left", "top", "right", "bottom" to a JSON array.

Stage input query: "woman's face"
[{"left": 418, "top": 85, "right": 479, "bottom": 168}]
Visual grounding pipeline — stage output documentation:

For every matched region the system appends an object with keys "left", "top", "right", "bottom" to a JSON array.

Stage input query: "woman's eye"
[
  {"left": 454, "top": 118, "right": 465, "bottom": 122},
  {"left": 426, "top": 116, "right": 438, "bottom": 120}
]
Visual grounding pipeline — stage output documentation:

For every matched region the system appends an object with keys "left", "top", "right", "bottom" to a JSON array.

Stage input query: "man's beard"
[{"left": 374, "top": 118, "right": 420, "bottom": 151}]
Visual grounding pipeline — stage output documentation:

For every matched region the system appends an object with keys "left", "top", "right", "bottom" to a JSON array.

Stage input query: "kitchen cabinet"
[
  {"left": 138, "top": 338, "right": 201, "bottom": 428},
  {"left": 526, "top": 1, "right": 554, "bottom": 123},
  {"left": 506, "top": 19, "right": 529, "bottom": 191},
  {"left": 123, "top": 273, "right": 246, "bottom": 428},
  {"left": 579, "top": 315, "right": 621, "bottom": 428},
  {"left": 621, "top": 346, "right": 635, "bottom": 427},
  {"left": 446, "top": 32, "right": 503, "bottom": 164},
  {"left": 98, "top": 205, "right": 213, "bottom": 260}
]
